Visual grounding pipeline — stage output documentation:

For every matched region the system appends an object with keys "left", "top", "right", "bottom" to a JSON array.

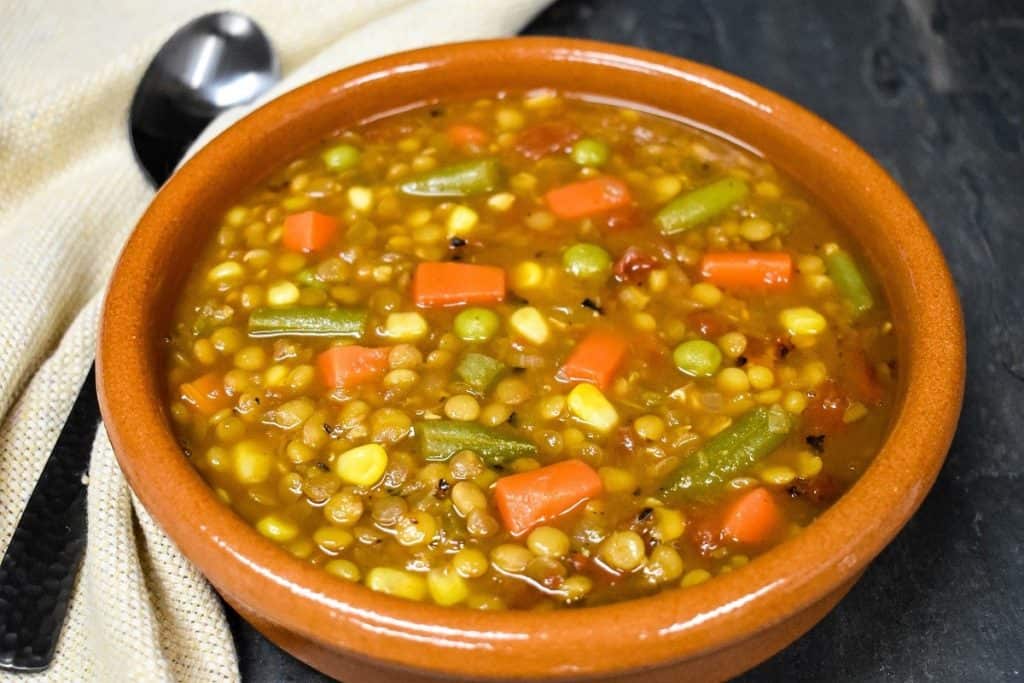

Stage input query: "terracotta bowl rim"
[{"left": 98, "top": 37, "right": 965, "bottom": 679}]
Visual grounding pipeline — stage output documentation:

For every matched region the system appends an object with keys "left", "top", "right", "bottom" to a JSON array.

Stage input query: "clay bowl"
[{"left": 98, "top": 38, "right": 964, "bottom": 682}]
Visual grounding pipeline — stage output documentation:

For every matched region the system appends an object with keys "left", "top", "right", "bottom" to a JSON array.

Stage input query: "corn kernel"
[
  {"left": 365, "top": 567, "right": 427, "bottom": 601},
  {"left": 619, "top": 285, "right": 651, "bottom": 310},
  {"left": 447, "top": 205, "right": 479, "bottom": 237},
  {"left": 427, "top": 566, "right": 469, "bottom": 606},
  {"left": 384, "top": 312, "right": 428, "bottom": 342},
  {"left": 795, "top": 450, "right": 824, "bottom": 478},
  {"left": 487, "top": 192, "right": 516, "bottom": 212},
  {"left": 232, "top": 439, "right": 272, "bottom": 484},
  {"left": 652, "top": 508, "right": 686, "bottom": 542},
  {"left": 256, "top": 514, "right": 299, "bottom": 543},
  {"left": 508, "top": 307, "right": 550, "bottom": 345},
  {"left": 598, "top": 466, "right": 637, "bottom": 494},
  {"left": 647, "top": 269, "right": 669, "bottom": 293},
  {"left": 267, "top": 281, "right": 300, "bottom": 307},
  {"left": 567, "top": 383, "right": 619, "bottom": 433},
  {"left": 632, "top": 312, "right": 657, "bottom": 331},
  {"left": 334, "top": 443, "right": 388, "bottom": 487},
  {"left": 347, "top": 186, "right": 374, "bottom": 213},
  {"left": 759, "top": 465, "right": 797, "bottom": 486},
  {"left": 512, "top": 261, "right": 544, "bottom": 291},
  {"left": 779, "top": 307, "right": 828, "bottom": 336}
]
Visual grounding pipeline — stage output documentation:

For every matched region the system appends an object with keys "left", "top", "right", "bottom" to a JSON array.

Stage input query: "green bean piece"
[
  {"left": 416, "top": 420, "right": 537, "bottom": 466},
  {"left": 455, "top": 353, "right": 506, "bottom": 392},
  {"left": 398, "top": 158, "right": 501, "bottom": 197},
  {"left": 247, "top": 307, "right": 367, "bottom": 338},
  {"left": 655, "top": 177, "right": 750, "bottom": 235},
  {"left": 673, "top": 340, "right": 723, "bottom": 377},
  {"left": 659, "top": 405, "right": 794, "bottom": 502},
  {"left": 823, "top": 243, "right": 874, "bottom": 318}
]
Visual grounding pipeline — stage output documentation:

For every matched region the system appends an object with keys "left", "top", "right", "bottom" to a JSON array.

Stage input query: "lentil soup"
[{"left": 165, "top": 90, "right": 896, "bottom": 610}]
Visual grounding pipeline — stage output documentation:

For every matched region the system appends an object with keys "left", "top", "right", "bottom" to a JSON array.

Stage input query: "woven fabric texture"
[{"left": 0, "top": 1, "right": 548, "bottom": 680}]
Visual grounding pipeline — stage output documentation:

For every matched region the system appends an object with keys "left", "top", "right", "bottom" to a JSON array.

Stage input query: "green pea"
[
  {"left": 563, "top": 243, "right": 612, "bottom": 281},
  {"left": 673, "top": 340, "right": 722, "bottom": 377},
  {"left": 570, "top": 138, "right": 610, "bottom": 167},
  {"left": 321, "top": 144, "right": 361, "bottom": 171},
  {"left": 454, "top": 308, "right": 500, "bottom": 342}
]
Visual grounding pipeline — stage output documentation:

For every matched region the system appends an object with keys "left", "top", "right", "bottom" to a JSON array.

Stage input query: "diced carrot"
[
  {"left": 721, "top": 487, "right": 782, "bottom": 545},
  {"left": 514, "top": 121, "right": 581, "bottom": 160},
  {"left": 494, "top": 460, "right": 603, "bottom": 535},
  {"left": 180, "top": 372, "right": 232, "bottom": 415},
  {"left": 699, "top": 252, "right": 793, "bottom": 289},
  {"left": 803, "top": 380, "right": 850, "bottom": 434},
  {"left": 556, "top": 330, "right": 629, "bottom": 390},
  {"left": 447, "top": 123, "right": 489, "bottom": 148},
  {"left": 544, "top": 177, "right": 632, "bottom": 220},
  {"left": 411, "top": 262, "right": 506, "bottom": 308},
  {"left": 317, "top": 345, "right": 390, "bottom": 389},
  {"left": 282, "top": 211, "right": 339, "bottom": 253}
]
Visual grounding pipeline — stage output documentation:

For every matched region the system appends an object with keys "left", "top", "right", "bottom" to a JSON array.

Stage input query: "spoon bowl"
[{"left": 129, "top": 11, "right": 279, "bottom": 186}]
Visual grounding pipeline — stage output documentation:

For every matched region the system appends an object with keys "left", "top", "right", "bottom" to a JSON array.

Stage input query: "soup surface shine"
[{"left": 166, "top": 90, "right": 896, "bottom": 610}]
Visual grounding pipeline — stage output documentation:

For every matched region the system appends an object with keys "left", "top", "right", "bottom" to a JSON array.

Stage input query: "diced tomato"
[
  {"left": 613, "top": 247, "right": 659, "bottom": 283},
  {"left": 514, "top": 121, "right": 581, "bottom": 160},
  {"left": 803, "top": 380, "right": 850, "bottom": 434},
  {"left": 687, "top": 311, "right": 730, "bottom": 339}
]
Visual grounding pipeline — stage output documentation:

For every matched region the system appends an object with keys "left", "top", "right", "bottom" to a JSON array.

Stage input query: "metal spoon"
[
  {"left": 0, "top": 12, "right": 278, "bottom": 672},
  {"left": 130, "top": 11, "right": 279, "bottom": 186}
]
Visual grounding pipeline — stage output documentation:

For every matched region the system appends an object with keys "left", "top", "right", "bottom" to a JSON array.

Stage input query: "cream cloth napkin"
[{"left": 0, "top": 1, "right": 550, "bottom": 680}]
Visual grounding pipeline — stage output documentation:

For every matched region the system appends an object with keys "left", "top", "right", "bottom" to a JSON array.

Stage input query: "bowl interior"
[{"left": 99, "top": 38, "right": 964, "bottom": 679}]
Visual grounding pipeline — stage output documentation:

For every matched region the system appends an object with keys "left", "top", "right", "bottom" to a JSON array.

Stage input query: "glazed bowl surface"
[{"left": 98, "top": 37, "right": 964, "bottom": 682}]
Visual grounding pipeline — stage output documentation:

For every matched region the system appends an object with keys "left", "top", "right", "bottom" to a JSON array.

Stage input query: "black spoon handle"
[{"left": 0, "top": 365, "right": 99, "bottom": 672}]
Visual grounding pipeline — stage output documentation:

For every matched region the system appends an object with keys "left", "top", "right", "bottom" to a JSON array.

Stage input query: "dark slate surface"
[{"left": 230, "top": 1, "right": 1024, "bottom": 680}]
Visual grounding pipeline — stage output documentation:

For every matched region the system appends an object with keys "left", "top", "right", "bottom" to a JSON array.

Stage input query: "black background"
[{"left": 230, "top": 1, "right": 1024, "bottom": 680}]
